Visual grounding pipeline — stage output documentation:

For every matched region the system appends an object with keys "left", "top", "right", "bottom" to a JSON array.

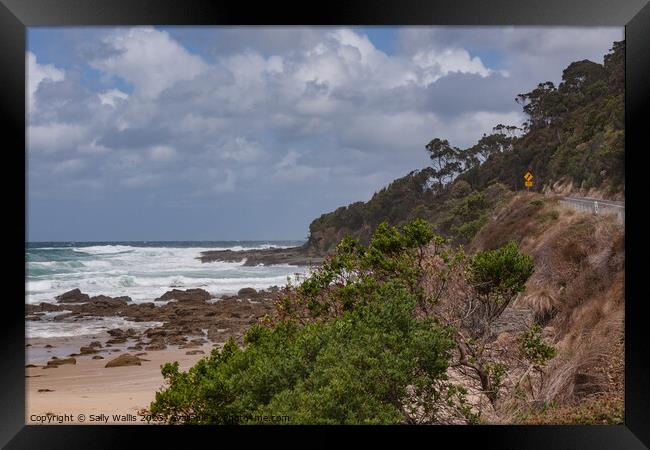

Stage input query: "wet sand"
[{"left": 26, "top": 335, "right": 217, "bottom": 425}]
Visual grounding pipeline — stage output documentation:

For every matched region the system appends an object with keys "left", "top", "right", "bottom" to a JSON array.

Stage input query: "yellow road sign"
[
  {"left": 525, "top": 181, "right": 533, "bottom": 187},
  {"left": 524, "top": 171, "right": 534, "bottom": 182}
]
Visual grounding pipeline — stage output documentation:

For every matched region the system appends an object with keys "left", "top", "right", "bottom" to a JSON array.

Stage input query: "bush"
[
  {"left": 520, "top": 323, "right": 556, "bottom": 365},
  {"left": 149, "top": 220, "right": 458, "bottom": 424},
  {"left": 469, "top": 241, "right": 534, "bottom": 304}
]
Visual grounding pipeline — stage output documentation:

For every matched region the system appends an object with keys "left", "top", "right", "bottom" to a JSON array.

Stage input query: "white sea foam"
[
  {"left": 26, "top": 317, "right": 164, "bottom": 338},
  {"left": 27, "top": 242, "right": 308, "bottom": 338},
  {"left": 72, "top": 244, "right": 135, "bottom": 255},
  {"left": 26, "top": 244, "right": 309, "bottom": 305}
]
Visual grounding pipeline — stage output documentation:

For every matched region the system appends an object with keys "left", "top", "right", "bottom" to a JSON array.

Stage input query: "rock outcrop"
[
  {"left": 105, "top": 353, "right": 143, "bottom": 368},
  {"left": 55, "top": 288, "right": 90, "bottom": 303}
]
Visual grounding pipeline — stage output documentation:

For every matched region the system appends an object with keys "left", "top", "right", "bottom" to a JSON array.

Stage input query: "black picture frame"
[{"left": 2, "top": 0, "right": 648, "bottom": 447}]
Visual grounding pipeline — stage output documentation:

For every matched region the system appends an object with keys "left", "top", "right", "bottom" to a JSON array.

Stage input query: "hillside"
[
  {"left": 148, "top": 40, "right": 626, "bottom": 426},
  {"left": 152, "top": 190, "right": 624, "bottom": 425},
  {"left": 305, "top": 40, "right": 624, "bottom": 255},
  {"left": 465, "top": 193, "right": 624, "bottom": 423}
]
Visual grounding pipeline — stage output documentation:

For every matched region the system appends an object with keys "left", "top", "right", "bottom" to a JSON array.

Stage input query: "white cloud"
[
  {"left": 26, "top": 52, "right": 65, "bottom": 113},
  {"left": 98, "top": 88, "right": 128, "bottom": 107},
  {"left": 90, "top": 27, "right": 208, "bottom": 98},
  {"left": 412, "top": 48, "right": 492, "bottom": 85},
  {"left": 28, "top": 123, "right": 87, "bottom": 154}
]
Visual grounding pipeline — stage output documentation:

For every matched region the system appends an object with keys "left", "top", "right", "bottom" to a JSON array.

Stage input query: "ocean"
[{"left": 26, "top": 241, "right": 309, "bottom": 339}]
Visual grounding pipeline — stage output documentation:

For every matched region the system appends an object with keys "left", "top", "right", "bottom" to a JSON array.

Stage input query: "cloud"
[
  {"left": 216, "top": 137, "right": 267, "bottom": 163},
  {"left": 26, "top": 52, "right": 65, "bottom": 112},
  {"left": 148, "top": 145, "right": 177, "bottom": 162},
  {"left": 51, "top": 158, "right": 85, "bottom": 174},
  {"left": 272, "top": 150, "right": 324, "bottom": 183},
  {"left": 28, "top": 122, "right": 88, "bottom": 154},
  {"left": 27, "top": 26, "right": 623, "bottom": 239},
  {"left": 411, "top": 47, "right": 493, "bottom": 85},
  {"left": 121, "top": 173, "right": 163, "bottom": 188},
  {"left": 99, "top": 88, "right": 128, "bottom": 107},
  {"left": 89, "top": 27, "right": 208, "bottom": 98}
]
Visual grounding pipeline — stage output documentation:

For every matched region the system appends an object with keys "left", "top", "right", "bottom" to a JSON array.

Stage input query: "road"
[{"left": 558, "top": 196, "right": 625, "bottom": 221}]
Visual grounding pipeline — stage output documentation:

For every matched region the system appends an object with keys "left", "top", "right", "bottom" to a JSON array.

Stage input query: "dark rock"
[
  {"left": 199, "top": 246, "right": 324, "bottom": 266},
  {"left": 87, "top": 296, "right": 130, "bottom": 308},
  {"left": 166, "top": 335, "right": 187, "bottom": 345},
  {"left": 237, "top": 287, "right": 258, "bottom": 297},
  {"left": 186, "top": 350, "right": 205, "bottom": 355},
  {"left": 55, "top": 288, "right": 90, "bottom": 303},
  {"left": 46, "top": 357, "right": 76, "bottom": 367},
  {"left": 79, "top": 346, "right": 99, "bottom": 355},
  {"left": 90, "top": 295, "right": 132, "bottom": 303},
  {"left": 92, "top": 355, "right": 104, "bottom": 360},
  {"left": 53, "top": 313, "right": 76, "bottom": 321},
  {"left": 105, "top": 353, "right": 142, "bottom": 368},
  {"left": 155, "top": 288, "right": 213, "bottom": 303},
  {"left": 179, "top": 343, "right": 199, "bottom": 349},
  {"left": 144, "top": 342, "right": 167, "bottom": 351}
]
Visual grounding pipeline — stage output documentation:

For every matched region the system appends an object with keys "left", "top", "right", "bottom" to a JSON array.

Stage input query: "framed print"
[{"left": 1, "top": 0, "right": 649, "bottom": 447}]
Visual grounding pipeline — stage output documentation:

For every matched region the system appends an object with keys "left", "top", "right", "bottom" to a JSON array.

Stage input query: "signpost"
[{"left": 524, "top": 170, "right": 534, "bottom": 189}]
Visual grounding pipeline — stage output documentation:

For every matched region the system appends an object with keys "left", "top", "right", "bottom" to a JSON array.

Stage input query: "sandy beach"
[{"left": 26, "top": 334, "right": 218, "bottom": 425}]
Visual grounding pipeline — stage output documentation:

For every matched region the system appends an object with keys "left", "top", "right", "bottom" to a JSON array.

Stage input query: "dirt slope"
[{"left": 470, "top": 192, "right": 624, "bottom": 423}]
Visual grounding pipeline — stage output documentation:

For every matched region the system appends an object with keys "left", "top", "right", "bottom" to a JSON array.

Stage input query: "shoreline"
[
  {"left": 25, "top": 285, "right": 281, "bottom": 425},
  {"left": 25, "top": 245, "right": 324, "bottom": 425},
  {"left": 199, "top": 245, "right": 325, "bottom": 266},
  {"left": 26, "top": 334, "right": 216, "bottom": 425}
]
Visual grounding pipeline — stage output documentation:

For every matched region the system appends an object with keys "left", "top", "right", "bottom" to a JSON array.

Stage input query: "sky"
[{"left": 26, "top": 26, "right": 623, "bottom": 242}]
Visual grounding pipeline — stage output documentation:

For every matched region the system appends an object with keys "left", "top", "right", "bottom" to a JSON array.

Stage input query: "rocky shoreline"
[
  {"left": 198, "top": 246, "right": 324, "bottom": 266},
  {"left": 26, "top": 287, "right": 280, "bottom": 368}
]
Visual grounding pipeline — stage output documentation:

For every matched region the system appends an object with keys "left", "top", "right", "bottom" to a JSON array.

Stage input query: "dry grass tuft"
[{"left": 467, "top": 193, "right": 624, "bottom": 420}]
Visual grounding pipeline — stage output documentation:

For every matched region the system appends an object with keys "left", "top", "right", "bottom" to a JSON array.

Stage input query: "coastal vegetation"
[
  {"left": 148, "top": 41, "right": 625, "bottom": 424},
  {"left": 150, "top": 220, "right": 534, "bottom": 424},
  {"left": 305, "top": 41, "right": 624, "bottom": 254}
]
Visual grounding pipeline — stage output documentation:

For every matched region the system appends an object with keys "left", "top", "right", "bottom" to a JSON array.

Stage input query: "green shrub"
[
  {"left": 452, "top": 215, "right": 488, "bottom": 243},
  {"left": 149, "top": 220, "right": 458, "bottom": 424},
  {"left": 520, "top": 324, "right": 556, "bottom": 365},
  {"left": 469, "top": 241, "right": 534, "bottom": 305}
]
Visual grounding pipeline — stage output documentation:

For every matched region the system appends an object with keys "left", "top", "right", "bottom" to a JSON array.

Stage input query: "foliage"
[
  {"left": 468, "top": 241, "right": 535, "bottom": 312},
  {"left": 517, "top": 395, "right": 623, "bottom": 425},
  {"left": 149, "top": 220, "right": 466, "bottom": 424},
  {"left": 425, "top": 138, "right": 466, "bottom": 187},
  {"left": 520, "top": 324, "right": 556, "bottom": 366},
  {"left": 304, "top": 41, "right": 623, "bottom": 258},
  {"left": 305, "top": 168, "right": 441, "bottom": 254},
  {"left": 459, "top": 41, "right": 624, "bottom": 193}
]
